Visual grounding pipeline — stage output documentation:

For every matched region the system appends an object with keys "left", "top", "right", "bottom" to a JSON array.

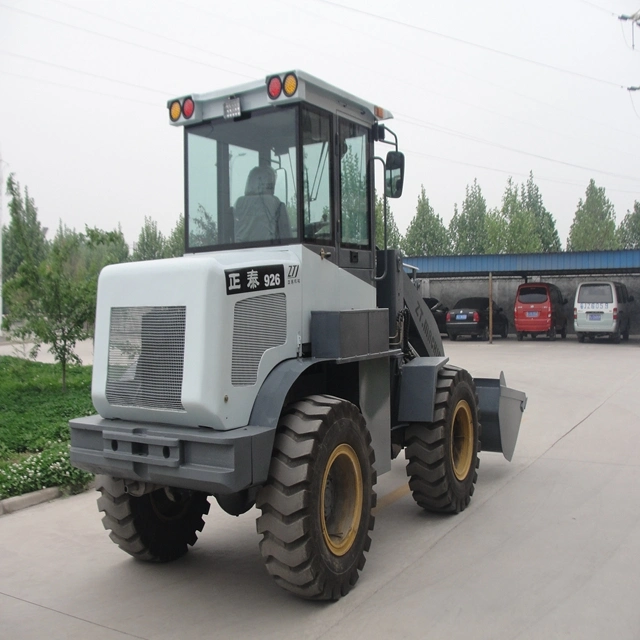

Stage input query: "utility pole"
[{"left": 619, "top": 10, "right": 640, "bottom": 48}]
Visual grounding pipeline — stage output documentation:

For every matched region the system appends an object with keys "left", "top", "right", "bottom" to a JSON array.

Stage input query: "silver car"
[{"left": 574, "top": 281, "right": 634, "bottom": 343}]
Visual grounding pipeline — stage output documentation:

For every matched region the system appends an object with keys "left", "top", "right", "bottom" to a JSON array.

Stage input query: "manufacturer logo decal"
[{"left": 225, "top": 265, "right": 285, "bottom": 295}]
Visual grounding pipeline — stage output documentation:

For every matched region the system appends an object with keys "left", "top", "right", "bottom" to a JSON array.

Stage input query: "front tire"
[
  {"left": 405, "top": 366, "right": 480, "bottom": 514},
  {"left": 96, "top": 477, "right": 210, "bottom": 562},
  {"left": 256, "top": 395, "right": 376, "bottom": 600}
]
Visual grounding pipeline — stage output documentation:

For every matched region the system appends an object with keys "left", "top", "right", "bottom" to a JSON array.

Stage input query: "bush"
[
  {"left": 0, "top": 442, "right": 93, "bottom": 499},
  {"left": 0, "top": 356, "right": 94, "bottom": 499}
]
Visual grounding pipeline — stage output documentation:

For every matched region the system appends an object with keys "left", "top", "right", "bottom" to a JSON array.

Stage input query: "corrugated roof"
[{"left": 403, "top": 250, "right": 640, "bottom": 278}]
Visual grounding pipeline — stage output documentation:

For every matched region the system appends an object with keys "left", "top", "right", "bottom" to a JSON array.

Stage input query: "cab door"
[{"left": 336, "top": 117, "right": 373, "bottom": 280}]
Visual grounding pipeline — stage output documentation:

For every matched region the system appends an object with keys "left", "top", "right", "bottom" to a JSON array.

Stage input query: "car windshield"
[
  {"left": 578, "top": 284, "right": 613, "bottom": 303},
  {"left": 518, "top": 287, "right": 548, "bottom": 303},
  {"left": 185, "top": 107, "right": 298, "bottom": 251},
  {"left": 454, "top": 297, "right": 489, "bottom": 310}
]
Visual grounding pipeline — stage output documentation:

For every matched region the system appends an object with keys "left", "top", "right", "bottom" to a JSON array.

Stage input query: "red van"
[{"left": 514, "top": 282, "right": 568, "bottom": 341}]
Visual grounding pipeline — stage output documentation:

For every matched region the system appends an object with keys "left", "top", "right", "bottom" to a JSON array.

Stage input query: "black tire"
[
  {"left": 501, "top": 322, "right": 508, "bottom": 339},
  {"left": 516, "top": 332, "right": 524, "bottom": 342},
  {"left": 611, "top": 329, "right": 621, "bottom": 344},
  {"left": 531, "top": 333, "right": 537, "bottom": 340},
  {"left": 480, "top": 326, "right": 489, "bottom": 341},
  {"left": 96, "top": 476, "right": 210, "bottom": 562},
  {"left": 449, "top": 333, "right": 457, "bottom": 341},
  {"left": 256, "top": 395, "right": 376, "bottom": 601},
  {"left": 405, "top": 366, "right": 480, "bottom": 514},
  {"left": 561, "top": 324, "right": 567, "bottom": 339},
  {"left": 623, "top": 325, "right": 630, "bottom": 341},
  {"left": 578, "top": 333, "right": 585, "bottom": 343},
  {"left": 548, "top": 326, "right": 556, "bottom": 341}
]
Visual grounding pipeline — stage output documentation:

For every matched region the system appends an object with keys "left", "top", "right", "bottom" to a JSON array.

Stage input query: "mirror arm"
[{"left": 373, "top": 155, "right": 388, "bottom": 282}]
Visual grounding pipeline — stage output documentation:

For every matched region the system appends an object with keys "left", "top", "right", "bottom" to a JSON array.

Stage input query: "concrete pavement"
[{"left": 1, "top": 337, "right": 640, "bottom": 638}]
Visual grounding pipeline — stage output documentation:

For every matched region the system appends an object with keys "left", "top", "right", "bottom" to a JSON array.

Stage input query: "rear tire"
[
  {"left": 449, "top": 333, "right": 457, "bottom": 341},
  {"left": 501, "top": 323, "right": 508, "bottom": 339},
  {"left": 578, "top": 333, "right": 585, "bottom": 343},
  {"left": 561, "top": 325, "right": 567, "bottom": 339},
  {"left": 96, "top": 477, "right": 210, "bottom": 562},
  {"left": 548, "top": 326, "right": 556, "bottom": 341},
  {"left": 405, "top": 366, "right": 480, "bottom": 514},
  {"left": 516, "top": 332, "right": 524, "bottom": 341},
  {"left": 256, "top": 395, "right": 376, "bottom": 601},
  {"left": 611, "top": 329, "right": 621, "bottom": 344},
  {"left": 480, "top": 326, "right": 489, "bottom": 341}
]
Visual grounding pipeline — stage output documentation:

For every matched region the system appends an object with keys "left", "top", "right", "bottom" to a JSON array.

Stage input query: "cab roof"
[{"left": 167, "top": 70, "right": 393, "bottom": 127}]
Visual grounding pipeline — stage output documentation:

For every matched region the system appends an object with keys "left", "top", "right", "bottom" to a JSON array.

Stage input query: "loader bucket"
[{"left": 474, "top": 372, "right": 527, "bottom": 462}]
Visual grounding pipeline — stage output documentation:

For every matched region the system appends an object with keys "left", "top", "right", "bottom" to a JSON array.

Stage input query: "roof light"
[
  {"left": 169, "top": 100, "right": 181, "bottom": 122},
  {"left": 182, "top": 97, "right": 194, "bottom": 119},
  {"left": 283, "top": 72, "right": 298, "bottom": 97},
  {"left": 267, "top": 75, "right": 282, "bottom": 99},
  {"left": 224, "top": 96, "right": 242, "bottom": 119},
  {"left": 374, "top": 106, "right": 384, "bottom": 119}
]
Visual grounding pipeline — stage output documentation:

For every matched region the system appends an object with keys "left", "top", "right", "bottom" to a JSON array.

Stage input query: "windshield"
[{"left": 185, "top": 107, "right": 298, "bottom": 251}]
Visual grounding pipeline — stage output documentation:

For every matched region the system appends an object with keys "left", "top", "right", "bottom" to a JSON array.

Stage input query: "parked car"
[
  {"left": 446, "top": 297, "right": 509, "bottom": 341},
  {"left": 574, "top": 281, "right": 634, "bottom": 343},
  {"left": 514, "top": 282, "right": 568, "bottom": 341},
  {"left": 423, "top": 297, "right": 448, "bottom": 335}
]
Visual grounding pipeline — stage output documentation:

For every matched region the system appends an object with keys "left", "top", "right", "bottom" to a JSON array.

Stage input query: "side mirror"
[{"left": 385, "top": 151, "right": 405, "bottom": 198}]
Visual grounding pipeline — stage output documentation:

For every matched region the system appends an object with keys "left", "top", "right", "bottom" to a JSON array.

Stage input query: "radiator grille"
[
  {"left": 232, "top": 293, "right": 286, "bottom": 386},
  {"left": 106, "top": 306, "right": 186, "bottom": 411}
]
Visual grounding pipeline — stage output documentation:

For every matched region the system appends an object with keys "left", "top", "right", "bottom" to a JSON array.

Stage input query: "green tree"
[
  {"left": 164, "top": 213, "right": 185, "bottom": 258},
  {"left": 449, "top": 179, "right": 488, "bottom": 255},
  {"left": 3, "top": 224, "right": 96, "bottom": 391},
  {"left": 2, "top": 174, "right": 49, "bottom": 284},
  {"left": 374, "top": 195, "right": 402, "bottom": 250},
  {"left": 521, "top": 172, "right": 561, "bottom": 252},
  {"left": 402, "top": 186, "right": 450, "bottom": 256},
  {"left": 567, "top": 179, "right": 618, "bottom": 251},
  {"left": 502, "top": 177, "right": 541, "bottom": 254},
  {"left": 133, "top": 216, "right": 165, "bottom": 261},
  {"left": 485, "top": 207, "right": 509, "bottom": 254},
  {"left": 340, "top": 149, "right": 368, "bottom": 245},
  {"left": 616, "top": 201, "right": 640, "bottom": 249},
  {"left": 84, "top": 224, "right": 130, "bottom": 265}
]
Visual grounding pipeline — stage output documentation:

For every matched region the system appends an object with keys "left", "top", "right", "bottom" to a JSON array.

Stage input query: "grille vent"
[
  {"left": 232, "top": 293, "right": 286, "bottom": 386},
  {"left": 106, "top": 306, "right": 186, "bottom": 411}
]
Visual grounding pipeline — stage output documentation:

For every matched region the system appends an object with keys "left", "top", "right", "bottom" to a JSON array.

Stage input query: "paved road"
[{"left": 2, "top": 337, "right": 640, "bottom": 639}]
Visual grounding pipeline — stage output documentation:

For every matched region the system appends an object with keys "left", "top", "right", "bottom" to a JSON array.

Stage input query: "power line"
[
  {"left": 312, "top": 0, "right": 626, "bottom": 89},
  {"left": 0, "top": 2, "right": 257, "bottom": 81},
  {"left": 0, "top": 49, "right": 175, "bottom": 96},
  {"left": 277, "top": 0, "right": 640, "bottom": 143},
  {"left": 42, "top": 0, "right": 267, "bottom": 75},
  {"left": 0, "top": 69, "right": 163, "bottom": 108},
  {"left": 395, "top": 113, "right": 640, "bottom": 183}
]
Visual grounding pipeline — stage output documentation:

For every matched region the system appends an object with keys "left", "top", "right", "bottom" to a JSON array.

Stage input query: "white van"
[{"left": 574, "top": 281, "right": 634, "bottom": 343}]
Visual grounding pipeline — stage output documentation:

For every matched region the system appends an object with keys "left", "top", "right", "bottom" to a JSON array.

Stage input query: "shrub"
[{"left": 0, "top": 442, "right": 93, "bottom": 499}]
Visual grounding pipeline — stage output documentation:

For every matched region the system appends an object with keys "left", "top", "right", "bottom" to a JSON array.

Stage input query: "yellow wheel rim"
[
  {"left": 320, "top": 443, "right": 363, "bottom": 557},
  {"left": 450, "top": 400, "right": 474, "bottom": 481}
]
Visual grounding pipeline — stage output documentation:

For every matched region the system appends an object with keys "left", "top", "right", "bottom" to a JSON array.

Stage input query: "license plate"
[
  {"left": 456, "top": 314, "right": 467, "bottom": 320},
  {"left": 525, "top": 311, "right": 539, "bottom": 317},
  {"left": 588, "top": 313, "right": 601, "bottom": 321}
]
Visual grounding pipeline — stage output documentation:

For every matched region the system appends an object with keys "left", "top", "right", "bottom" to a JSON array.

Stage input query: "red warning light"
[
  {"left": 182, "top": 97, "right": 195, "bottom": 119},
  {"left": 267, "top": 76, "right": 282, "bottom": 100}
]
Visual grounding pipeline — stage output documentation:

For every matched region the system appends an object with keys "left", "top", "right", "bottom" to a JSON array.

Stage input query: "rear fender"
[{"left": 475, "top": 372, "right": 527, "bottom": 461}]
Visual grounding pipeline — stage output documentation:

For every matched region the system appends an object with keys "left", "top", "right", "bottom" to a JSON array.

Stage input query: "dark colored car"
[
  {"left": 423, "top": 297, "right": 448, "bottom": 335},
  {"left": 446, "top": 296, "right": 509, "bottom": 341}
]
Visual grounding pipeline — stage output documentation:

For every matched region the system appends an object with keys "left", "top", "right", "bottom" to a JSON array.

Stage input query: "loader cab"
[{"left": 170, "top": 71, "right": 403, "bottom": 281}]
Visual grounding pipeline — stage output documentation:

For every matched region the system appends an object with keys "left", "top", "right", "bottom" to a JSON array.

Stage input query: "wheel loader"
[{"left": 70, "top": 70, "right": 526, "bottom": 601}]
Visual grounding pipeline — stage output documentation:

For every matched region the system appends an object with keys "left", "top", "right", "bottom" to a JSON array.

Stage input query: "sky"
[{"left": 1, "top": 0, "right": 639, "bottom": 250}]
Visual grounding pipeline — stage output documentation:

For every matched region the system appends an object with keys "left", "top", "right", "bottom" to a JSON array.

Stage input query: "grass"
[{"left": 0, "top": 356, "right": 94, "bottom": 499}]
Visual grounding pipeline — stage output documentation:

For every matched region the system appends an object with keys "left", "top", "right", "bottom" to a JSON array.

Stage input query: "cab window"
[
  {"left": 302, "top": 108, "right": 332, "bottom": 243},
  {"left": 339, "top": 120, "right": 370, "bottom": 248}
]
